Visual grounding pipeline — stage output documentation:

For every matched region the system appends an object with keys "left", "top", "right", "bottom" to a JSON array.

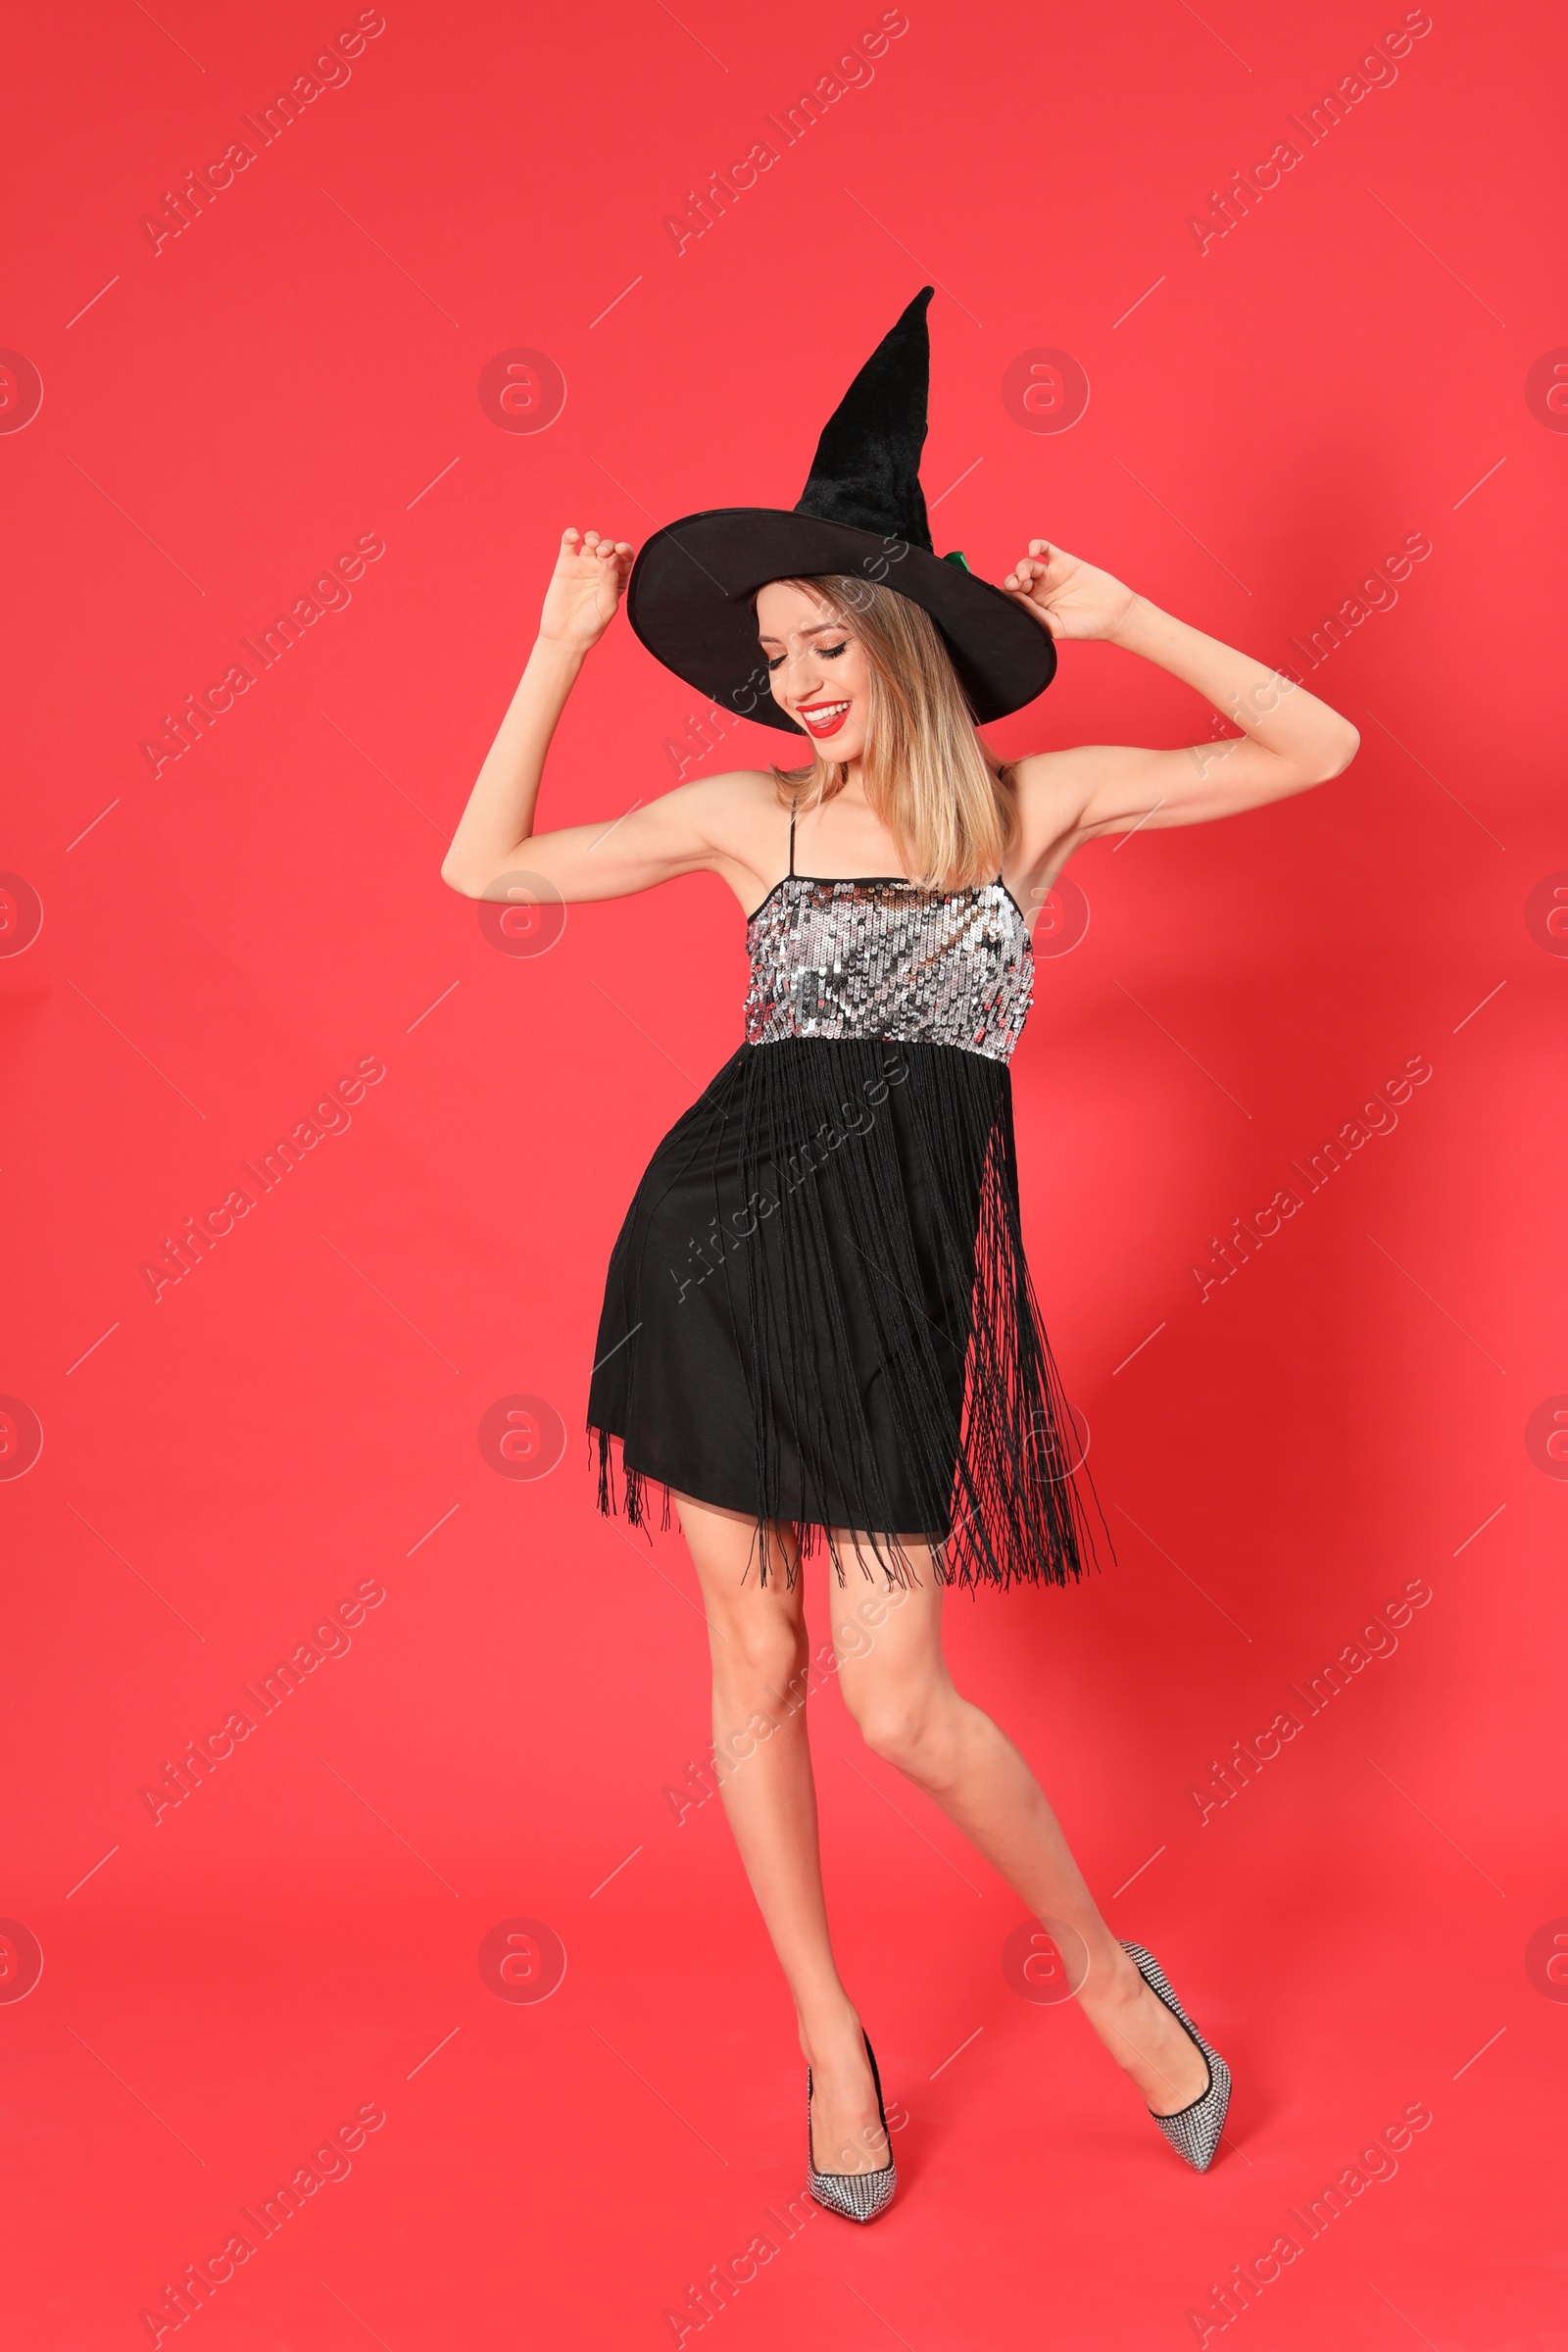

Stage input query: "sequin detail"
[
  {"left": 745, "top": 876, "right": 1033, "bottom": 1063},
  {"left": 1120, "top": 1942, "right": 1233, "bottom": 2173}
]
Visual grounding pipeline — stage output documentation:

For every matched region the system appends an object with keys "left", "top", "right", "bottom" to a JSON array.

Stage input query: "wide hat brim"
[{"left": 626, "top": 508, "right": 1056, "bottom": 737}]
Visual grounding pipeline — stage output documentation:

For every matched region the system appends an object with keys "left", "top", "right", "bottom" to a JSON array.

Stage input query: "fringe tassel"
[
  {"left": 593, "top": 1429, "right": 673, "bottom": 1538},
  {"left": 589, "top": 1038, "right": 1111, "bottom": 1594}
]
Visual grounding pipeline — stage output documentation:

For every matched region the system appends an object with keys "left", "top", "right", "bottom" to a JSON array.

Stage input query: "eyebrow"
[{"left": 756, "top": 618, "right": 849, "bottom": 647}]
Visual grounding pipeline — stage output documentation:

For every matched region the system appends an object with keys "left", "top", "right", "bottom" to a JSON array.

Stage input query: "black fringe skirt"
[{"left": 587, "top": 1036, "right": 1108, "bottom": 1591}]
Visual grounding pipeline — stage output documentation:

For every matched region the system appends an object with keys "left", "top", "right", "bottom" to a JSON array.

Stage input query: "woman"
[{"left": 442, "top": 291, "right": 1357, "bottom": 2217}]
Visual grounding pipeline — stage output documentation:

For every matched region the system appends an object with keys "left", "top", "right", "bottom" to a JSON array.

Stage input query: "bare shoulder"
[
  {"left": 671, "top": 765, "right": 781, "bottom": 838},
  {"left": 656, "top": 765, "right": 789, "bottom": 908}
]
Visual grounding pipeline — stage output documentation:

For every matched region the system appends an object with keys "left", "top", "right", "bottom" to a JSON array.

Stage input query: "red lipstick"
[{"left": 796, "top": 699, "right": 852, "bottom": 739}]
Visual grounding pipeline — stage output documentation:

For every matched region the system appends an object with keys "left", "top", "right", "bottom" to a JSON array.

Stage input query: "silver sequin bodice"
[{"left": 744, "top": 875, "right": 1034, "bottom": 1063}]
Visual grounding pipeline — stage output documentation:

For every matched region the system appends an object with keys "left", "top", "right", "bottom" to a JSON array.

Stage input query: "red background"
[{"left": 3, "top": 0, "right": 1564, "bottom": 2344}]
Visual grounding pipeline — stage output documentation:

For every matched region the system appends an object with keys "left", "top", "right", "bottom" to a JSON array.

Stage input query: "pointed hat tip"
[
  {"left": 897, "top": 284, "right": 934, "bottom": 341},
  {"left": 792, "top": 283, "right": 937, "bottom": 547}
]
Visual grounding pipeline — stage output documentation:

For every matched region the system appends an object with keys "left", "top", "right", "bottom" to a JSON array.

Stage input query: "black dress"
[{"left": 587, "top": 814, "right": 1106, "bottom": 1590}]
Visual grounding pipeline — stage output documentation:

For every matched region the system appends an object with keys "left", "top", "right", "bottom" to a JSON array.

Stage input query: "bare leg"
[
  {"left": 831, "top": 1540, "right": 1210, "bottom": 2117},
  {"left": 673, "top": 1494, "right": 889, "bottom": 2176}
]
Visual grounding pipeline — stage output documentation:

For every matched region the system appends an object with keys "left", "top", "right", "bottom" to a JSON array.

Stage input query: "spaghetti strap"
[{"left": 788, "top": 804, "right": 797, "bottom": 876}]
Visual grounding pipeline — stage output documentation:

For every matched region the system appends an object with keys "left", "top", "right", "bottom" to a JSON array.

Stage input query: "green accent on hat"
[{"left": 942, "top": 550, "right": 971, "bottom": 570}]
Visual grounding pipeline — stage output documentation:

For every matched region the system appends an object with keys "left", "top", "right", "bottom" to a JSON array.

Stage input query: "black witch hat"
[{"left": 625, "top": 287, "right": 1055, "bottom": 735}]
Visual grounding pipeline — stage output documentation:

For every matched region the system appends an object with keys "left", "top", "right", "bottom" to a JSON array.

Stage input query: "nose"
[{"left": 781, "top": 646, "right": 829, "bottom": 702}]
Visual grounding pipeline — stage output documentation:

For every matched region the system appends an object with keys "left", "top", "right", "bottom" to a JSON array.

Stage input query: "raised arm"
[
  {"left": 441, "top": 527, "right": 740, "bottom": 904},
  {"left": 998, "top": 540, "right": 1360, "bottom": 864}
]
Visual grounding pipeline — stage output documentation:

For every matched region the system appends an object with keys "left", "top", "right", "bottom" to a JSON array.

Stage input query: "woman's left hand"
[{"left": 1002, "top": 541, "right": 1138, "bottom": 643}]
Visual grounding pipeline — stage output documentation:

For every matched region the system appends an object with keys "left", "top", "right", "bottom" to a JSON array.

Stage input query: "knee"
[
  {"left": 711, "top": 1612, "right": 808, "bottom": 1714},
  {"left": 849, "top": 1685, "right": 958, "bottom": 1780}
]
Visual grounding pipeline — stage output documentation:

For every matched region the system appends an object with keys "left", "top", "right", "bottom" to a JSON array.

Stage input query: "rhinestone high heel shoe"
[
  {"left": 807, "top": 2031, "right": 897, "bottom": 2223},
  {"left": 1120, "top": 1940, "right": 1232, "bottom": 2173}
]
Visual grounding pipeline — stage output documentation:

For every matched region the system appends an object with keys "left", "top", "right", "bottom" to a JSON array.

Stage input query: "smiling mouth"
[{"left": 796, "top": 699, "right": 852, "bottom": 738}]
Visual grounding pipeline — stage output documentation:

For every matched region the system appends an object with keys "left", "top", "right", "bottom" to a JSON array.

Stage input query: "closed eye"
[{"left": 764, "top": 640, "right": 849, "bottom": 672}]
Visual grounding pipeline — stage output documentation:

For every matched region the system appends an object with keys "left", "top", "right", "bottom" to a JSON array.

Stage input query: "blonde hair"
[{"left": 754, "top": 574, "right": 1018, "bottom": 890}]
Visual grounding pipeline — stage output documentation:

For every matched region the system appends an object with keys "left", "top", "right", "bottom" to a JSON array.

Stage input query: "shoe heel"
[
  {"left": 1120, "top": 1940, "right": 1232, "bottom": 2174},
  {"left": 807, "top": 2030, "right": 898, "bottom": 2222}
]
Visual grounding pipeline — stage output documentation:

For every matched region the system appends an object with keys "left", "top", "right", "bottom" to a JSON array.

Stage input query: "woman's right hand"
[{"left": 538, "top": 526, "right": 635, "bottom": 654}]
